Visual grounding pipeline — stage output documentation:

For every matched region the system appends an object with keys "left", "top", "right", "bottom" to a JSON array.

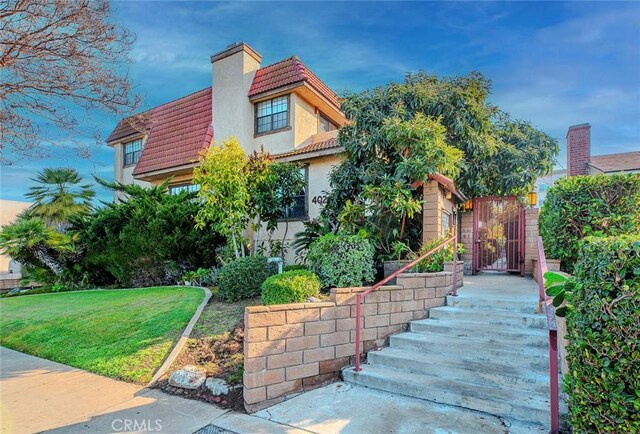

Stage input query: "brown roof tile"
[
  {"left": 273, "top": 133, "right": 342, "bottom": 160},
  {"left": 590, "top": 151, "right": 640, "bottom": 173},
  {"left": 249, "top": 56, "right": 340, "bottom": 109},
  {"left": 107, "top": 87, "right": 212, "bottom": 176}
]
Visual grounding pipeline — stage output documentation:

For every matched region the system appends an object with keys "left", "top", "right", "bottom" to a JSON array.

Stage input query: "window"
[
  {"left": 283, "top": 167, "right": 308, "bottom": 220},
  {"left": 318, "top": 113, "right": 337, "bottom": 133},
  {"left": 123, "top": 139, "right": 142, "bottom": 166},
  {"left": 255, "top": 96, "right": 289, "bottom": 134},
  {"left": 169, "top": 183, "right": 200, "bottom": 195},
  {"left": 442, "top": 210, "right": 452, "bottom": 237}
]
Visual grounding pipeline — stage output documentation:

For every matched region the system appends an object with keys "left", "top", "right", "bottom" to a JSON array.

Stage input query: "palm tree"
[
  {"left": 25, "top": 168, "right": 95, "bottom": 231},
  {"left": 0, "top": 217, "right": 72, "bottom": 276}
]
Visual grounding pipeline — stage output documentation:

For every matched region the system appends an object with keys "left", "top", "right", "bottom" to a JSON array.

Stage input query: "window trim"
[
  {"left": 254, "top": 94, "right": 291, "bottom": 137},
  {"left": 123, "top": 138, "right": 143, "bottom": 167},
  {"left": 280, "top": 165, "right": 309, "bottom": 222}
]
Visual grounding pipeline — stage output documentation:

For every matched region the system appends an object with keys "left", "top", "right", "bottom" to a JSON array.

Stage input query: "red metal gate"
[{"left": 473, "top": 197, "right": 525, "bottom": 274}]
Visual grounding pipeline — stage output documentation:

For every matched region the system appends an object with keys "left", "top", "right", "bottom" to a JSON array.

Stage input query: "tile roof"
[
  {"left": 273, "top": 134, "right": 342, "bottom": 160},
  {"left": 590, "top": 151, "right": 640, "bottom": 173},
  {"left": 107, "top": 87, "right": 213, "bottom": 176},
  {"left": 248, "top": 56, "right": 340, "bottom": 109}
]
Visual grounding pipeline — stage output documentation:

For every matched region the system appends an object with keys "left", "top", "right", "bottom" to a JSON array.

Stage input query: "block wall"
[{"left": 243, "top": 272, "right": 455, "bottom": 412}]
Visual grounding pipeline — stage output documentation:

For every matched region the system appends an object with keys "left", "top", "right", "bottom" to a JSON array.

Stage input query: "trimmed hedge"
[
  {"left": 539, "top": 174, "right": 640, "bottom": 273},
  {"left": 307, "top": 232, "right": 375, "bottom": 288},
  {"left": 261, "top": 270, "right": 321, "bottom": 305},
  {"left": 217, "top": 255, "right": 275, "bottom": 302},
  {"left": 564, "top": 235, "right": 640, "bottom": 432}
]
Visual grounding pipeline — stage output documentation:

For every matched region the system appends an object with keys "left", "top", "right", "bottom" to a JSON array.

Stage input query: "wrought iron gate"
[{"left": 473, "top": 197, "right": 524, "bottom": 274}]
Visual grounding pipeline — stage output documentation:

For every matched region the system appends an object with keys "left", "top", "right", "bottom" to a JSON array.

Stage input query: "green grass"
[{"left": 0, "top": 287, "right": 204, "bottom": 384}]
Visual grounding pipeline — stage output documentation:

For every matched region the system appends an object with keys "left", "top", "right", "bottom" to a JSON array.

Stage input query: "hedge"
[
  {"left": 261, "top": 270, "right": 321, "bottom": 305},
  {"left": 539, "top": 174, "right": 640, "bottom": 273},
  {"left": 217, "top": 256, "right": 275, "bottom": 302},
  {"left": 564, "top": 235, "right": 640, "bottom": 432}
]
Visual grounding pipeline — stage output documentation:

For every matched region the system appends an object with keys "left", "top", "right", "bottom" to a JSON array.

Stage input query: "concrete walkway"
[{"left": 0, "top": 347, "right": 227, "bottom": 433}]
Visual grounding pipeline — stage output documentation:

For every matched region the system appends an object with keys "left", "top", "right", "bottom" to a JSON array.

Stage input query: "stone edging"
[{"left": 148, "top": 286, "right": 212, "bottom": 386}]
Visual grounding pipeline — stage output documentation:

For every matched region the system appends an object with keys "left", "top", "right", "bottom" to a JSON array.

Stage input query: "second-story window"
[
  {"left": 168, "top": 183, "right": 200, "bottom": 195},
  {"left": 319, "top": 113, "right": 337, "bottom": 133},
  {"left": 123, "top": 139, "right": 142, "bottom": 166},
  {"left": 256, "top": 96, "right": 289, "bottom": 135}
]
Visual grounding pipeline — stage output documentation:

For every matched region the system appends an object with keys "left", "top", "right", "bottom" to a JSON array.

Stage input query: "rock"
[
  {"left": 205, "top": 377, "right": 230, "bottom": 395},
  {"left": 306, "top": 296, "right": 321, "bottom": 303},
  {"left": 168, "top": 365, "right": 206, "bottom": 390}
]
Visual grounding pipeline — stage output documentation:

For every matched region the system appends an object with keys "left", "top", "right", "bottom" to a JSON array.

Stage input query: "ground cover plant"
[{"left": 0, "top": 287, "right": 204, "bottom": 384}]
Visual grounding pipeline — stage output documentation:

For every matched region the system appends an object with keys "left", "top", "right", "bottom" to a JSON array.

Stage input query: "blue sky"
[{"left": 1, "top": 1, "right": 639, "bottom": 203}]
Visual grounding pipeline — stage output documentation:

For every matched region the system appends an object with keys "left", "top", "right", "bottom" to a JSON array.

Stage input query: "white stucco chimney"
[{"left": 210, "top": 42, "right": 262, "bottom": 152}]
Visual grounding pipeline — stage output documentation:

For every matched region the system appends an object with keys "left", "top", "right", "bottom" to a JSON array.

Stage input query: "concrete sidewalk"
[{"left": 0, "top": 347, "right": 228, "bottom": 433}]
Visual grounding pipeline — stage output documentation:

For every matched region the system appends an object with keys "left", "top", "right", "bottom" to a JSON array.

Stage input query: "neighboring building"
[
  {"left": 534, "top": 123, "right": 640, "bottom": 206},
  {"left": 0, "top": 200, "right": 31, "bottom": 287},
  {"left": 107, "top": 42, "right": 465, "bottom": 262}
]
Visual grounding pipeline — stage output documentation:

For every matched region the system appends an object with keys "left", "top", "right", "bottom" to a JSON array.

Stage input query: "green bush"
[
  {"left": 261, "top": 270, "right": 321, "bottom": 305},
  {"left": 539, "top": 174, "right": 640, "bottom": 273},
  {"left": 564, "top": 235, "right": 640, "bottom": 432},
  {"left": 283, "top": 264, "right": 308, "bottom": 272},
  {"left": 411, "top": 236, "right": 465, "bottom": 273},
  {"left": 307, "top": 232, "right": 375, "bottom": 288},
  {"left": 217, "top": 256, "right": 275, "bottom": 302}
]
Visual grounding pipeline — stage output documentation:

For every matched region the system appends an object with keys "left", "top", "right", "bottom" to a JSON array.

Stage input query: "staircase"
[{"left": 343, "top": 274, "right": 551, "bottom": 432}]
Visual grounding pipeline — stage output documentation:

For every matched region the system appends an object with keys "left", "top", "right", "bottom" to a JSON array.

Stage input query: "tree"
[
  {"left": 25, "top": 167, "right": 94, "bottom": 231},
  {"left": 194, "top": 137, "right": 250, "bottom": 259},
  {"left": 324, "top": 71, "right": 558, "bottom": 256},
  {"left": 0, "top": 0, "right": 140, "bottom": 164},
  {"left": 0, "top": 217, "right": 73, "bottom": 276}
]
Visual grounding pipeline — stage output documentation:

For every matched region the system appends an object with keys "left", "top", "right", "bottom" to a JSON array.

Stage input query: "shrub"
[
  {"left": 411, "top": 236, "right": 465, "bottom": 273},
  {"left": 307, "top": 232, "right": 375, "bottom": 288},
  {"left": 563, "top": 235, "right": 640, "bottom": 432},
  {"left": 217, "top": 256, "right": 275, "bottom": 302},
  {"left": 261, "top": 270, "right": 321, "bottom": 305},
  {"left": 283, "top": 264, "right": 308, "bottom": 272},
  {"left": 539, "top": 174, "right": 640, "bottom": 273}
]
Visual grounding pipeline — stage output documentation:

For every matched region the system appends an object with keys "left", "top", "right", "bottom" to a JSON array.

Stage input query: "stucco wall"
[
  {"left": 112, "top": 141, "right": 151, "bottom": 200},
  {"left": 255, "top": 154, "right": 340, "bottom": 263},
  {"left": 243, "top": 271, "right": 455, "bottom": 412}
]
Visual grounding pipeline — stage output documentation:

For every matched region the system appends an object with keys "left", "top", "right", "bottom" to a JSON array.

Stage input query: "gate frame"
[{"left": 472, "top": 196, "right": 525, "bottom": 276}]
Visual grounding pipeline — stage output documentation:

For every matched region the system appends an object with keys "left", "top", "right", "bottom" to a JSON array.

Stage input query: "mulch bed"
[{"left": 153, "top": 321, "right": 246, "bottom": 412}]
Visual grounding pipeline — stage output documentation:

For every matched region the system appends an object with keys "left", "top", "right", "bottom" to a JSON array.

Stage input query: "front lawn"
[{"left": 0, "top": 287, "right": 204, "bottom": 384}]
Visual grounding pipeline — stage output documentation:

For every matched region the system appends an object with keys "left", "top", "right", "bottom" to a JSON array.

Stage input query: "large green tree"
[{"left": 324, "top": 71, "right": 558, "bottom": 255}]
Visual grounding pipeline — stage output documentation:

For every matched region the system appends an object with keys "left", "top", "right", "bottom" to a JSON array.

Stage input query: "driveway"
[{"left": 0, "top": 347, "right": 226, "bottom": 433}]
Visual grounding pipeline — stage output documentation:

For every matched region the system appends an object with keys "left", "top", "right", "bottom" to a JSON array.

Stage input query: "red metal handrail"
[
  {"left": 353, "top": 235, "right": 458, "bottom": 372},
  {"left": 536, "top": 236, "right": 560, "bottom": 434}
]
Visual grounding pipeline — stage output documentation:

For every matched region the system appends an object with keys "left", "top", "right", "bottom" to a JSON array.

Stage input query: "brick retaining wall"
[{"left": 243, "top": 272, "right": 457, "bottom": 412}]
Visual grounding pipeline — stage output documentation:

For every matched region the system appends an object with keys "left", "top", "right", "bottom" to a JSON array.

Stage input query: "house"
[
  {"left": 534, "top": 123, "right": 640, "bottom": 206},
  {"left": 0, "top": 200, "right": 32, "bottom": 289},
  {"left": 107, "top": 42, "right": 465, "bottom": 262}
]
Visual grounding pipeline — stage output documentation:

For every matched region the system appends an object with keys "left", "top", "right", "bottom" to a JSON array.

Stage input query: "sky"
[{"left": 1, "top": 1, "right": 639, "bottom": 203}]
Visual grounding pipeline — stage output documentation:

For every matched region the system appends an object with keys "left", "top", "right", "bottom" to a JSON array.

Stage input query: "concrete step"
[
  {"left": 410, "top": 318, "right": 549, "bottom": 348},
  {"left": 389, "top": 331, "right": 548, "bottom": 366},
  {"left": 447, "top": 294, "right": 540, "bottom": 313},
  {"left": 367, "top": 347, "right": 550, "bottom": 395},
  {"left": 428, "top": 306, "right": 548, "bottom": 329},
  {"left": 342, "top": 364, "right": 550, "bottom": 427}
]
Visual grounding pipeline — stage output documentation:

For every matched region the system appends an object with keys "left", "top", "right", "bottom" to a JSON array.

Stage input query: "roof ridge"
[
  {"left": 591, "top": 150, "right": 640, "bottom": 158},
  {"left": 128, "top": 86, "right": 212, "bottom": 118}
]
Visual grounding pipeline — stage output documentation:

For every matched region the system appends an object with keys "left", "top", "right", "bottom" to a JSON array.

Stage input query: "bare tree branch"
[{"left": 0, "top": 0, "right": 141, "bottom": 164}]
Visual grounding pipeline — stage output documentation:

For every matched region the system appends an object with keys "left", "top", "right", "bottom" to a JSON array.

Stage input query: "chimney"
[
  {"left": 211, "top": 42, "right": 262, "bottom": 152},
  {"left": 566, "top": 123, "right": 591, "bottom": 176}
]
